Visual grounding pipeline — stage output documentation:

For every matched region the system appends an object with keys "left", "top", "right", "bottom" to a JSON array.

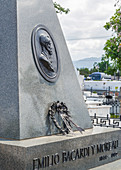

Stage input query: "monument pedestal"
[{"left": 0, "top": 127, "right": 121, "bottom": 170}]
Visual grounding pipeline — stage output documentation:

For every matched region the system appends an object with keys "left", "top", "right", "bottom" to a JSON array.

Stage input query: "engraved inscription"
[{"left": 33, "top": 140, "right": 119, "bottom": 169}]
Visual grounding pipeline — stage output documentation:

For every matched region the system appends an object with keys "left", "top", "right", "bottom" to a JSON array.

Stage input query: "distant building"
[
  {"left": 89, "top": 72, "right": 111, "bottom": 81},
  {"left": 84, "top": 80, "right": 121, "bottom": 92}
]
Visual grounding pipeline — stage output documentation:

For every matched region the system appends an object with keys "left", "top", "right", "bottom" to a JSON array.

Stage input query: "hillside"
[{"left": 73, "top": 57, "right": 101, "bottom": 69}]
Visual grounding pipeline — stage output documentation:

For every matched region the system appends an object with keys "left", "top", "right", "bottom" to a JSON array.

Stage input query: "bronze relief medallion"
[{"left": 31, "top": 25, "right": 60, "bottom": 83}]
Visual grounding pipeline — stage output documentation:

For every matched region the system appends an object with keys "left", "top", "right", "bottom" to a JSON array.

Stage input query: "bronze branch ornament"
[{"left": 48, "top": 101, "right": 84, "bottom": 135}]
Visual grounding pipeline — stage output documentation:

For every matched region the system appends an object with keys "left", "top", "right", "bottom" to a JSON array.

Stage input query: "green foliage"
[
  {"left": 89, "top": 62, "right": 98, "bottom": 73},
  {"left": 105, "top": 64, "right": 117, "bottom": 75},
  {"left": 98, "top": 56, "right": 110, "bottom": 73},
  {"left": 77, "top": 55, "right": 118, "bottom": 77},
  {"left": 110, "top": 114, "right": 119, "bottom": 118},
  {"left": 54, "top": 2, "right": 70, "bottom": 14},
  {"left": 77, "top": 68, "right": 90, "bottom": 78},
  {"left": 93, "top": 62, "right": 98, "bottom": 69},
  {"left": 77, "top": 2, "right": 121, "bottom": 78},
  {"left": 104, "top": 37, "right": 121, "bottom": 60},
  {"left": 90, "top": 67, "right": 98, "bottom": 74},
  {"left": 92, "top": 91, "right": 97, "bottom": 93},
  {"left": 104, "top": 7, "right": 121, "bottom": 71},
  {"left": 104, "top": 9, "right": 121, "bottom": 33}
]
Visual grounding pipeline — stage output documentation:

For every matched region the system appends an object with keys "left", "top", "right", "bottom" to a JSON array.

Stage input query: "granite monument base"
[{"left": 0, "top": 127, "right": 121, "bottom": 170}]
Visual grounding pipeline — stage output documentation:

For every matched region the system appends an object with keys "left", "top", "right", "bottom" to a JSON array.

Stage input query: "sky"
[{"left": 53, "top": 0, "right": 118, "bottom": 61}]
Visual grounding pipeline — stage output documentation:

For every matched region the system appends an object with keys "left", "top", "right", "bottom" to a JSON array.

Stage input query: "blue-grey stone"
[
  {"left": 0, "top": 128, "right": 121, "bottom": 170},
  {"left": 0, "top": 0, "right": 19, "bottom": 139},
  {"left": 0, "top": 0, "right": 92, "bottom": 140}
]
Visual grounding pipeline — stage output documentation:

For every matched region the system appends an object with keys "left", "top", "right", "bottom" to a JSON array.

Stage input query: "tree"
[
  {"left": 90, "top": 62, "right": 98, "bottom": 73},
  {"left": 77, "top": 68, "right": 90, "bottom": 78},
  {"left": 54, "top": 2, "right": 70, "bottom": 14},
  {"left": 98, "top": 56, "right": 110, "bottom": 73},
  {"left": 104, "top": 7, "right": 121, "bottom": 71},
  {"left": 93, "top": 62, "right": 98, "bottom": 69}
]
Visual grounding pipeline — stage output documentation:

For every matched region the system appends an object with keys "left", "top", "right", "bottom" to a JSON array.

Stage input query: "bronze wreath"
[{"left": 48, "top": 101, "right": 84, "bottom": 135}]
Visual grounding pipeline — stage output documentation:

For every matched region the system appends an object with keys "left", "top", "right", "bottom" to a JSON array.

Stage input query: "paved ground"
[{"left": 90, "top": 159, "right": 121, "bottom": 170}]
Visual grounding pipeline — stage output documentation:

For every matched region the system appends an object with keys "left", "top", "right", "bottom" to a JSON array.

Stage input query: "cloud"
[{"left": 54, "top": 0, "right": 117, "bottom": 60}]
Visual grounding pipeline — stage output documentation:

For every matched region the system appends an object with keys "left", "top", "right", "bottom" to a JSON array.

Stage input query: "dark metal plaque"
[{"left": 31, "top": 25, "right": 60, "bottom": 82}]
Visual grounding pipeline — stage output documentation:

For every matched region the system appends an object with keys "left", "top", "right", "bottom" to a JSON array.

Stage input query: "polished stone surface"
[
  {"left": 0, "top": 0, "right": 92, "bottom": 140},
  {"left": 0, "top": 0, "right": 19, "bottom": 139},
  {"left": 90, "top": 159, "right": 121, "bottom": 170},
  {"left": 17, "top": 0, "right": 92, "bottom": 139},
  {"left": 0, "top": 127, "right": 119, "bottom": 146},
  {"left": 0, "top": 127, "right": 121, "bottom": 170}
]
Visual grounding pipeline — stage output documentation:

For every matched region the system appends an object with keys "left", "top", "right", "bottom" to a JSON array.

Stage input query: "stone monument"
[
  {"left": 0, "top": 0, "right": 121, "bottom": 170},
  {"left": 0, "top": 0, "right": 92, "bottom": 140}
]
